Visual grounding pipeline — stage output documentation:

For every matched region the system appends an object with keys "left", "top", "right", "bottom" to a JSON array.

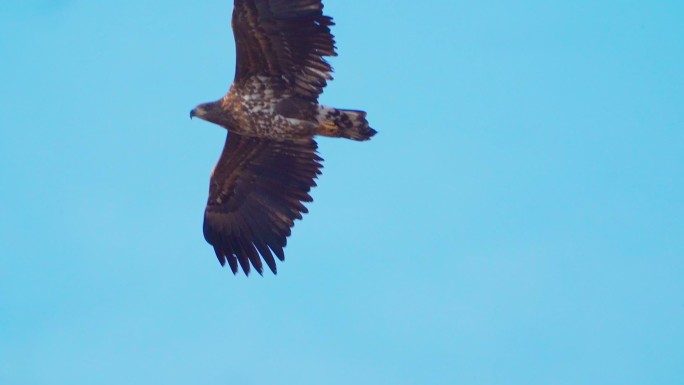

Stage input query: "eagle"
[{"left": 190, "top": 0, "right": 376, "bottom": 276}]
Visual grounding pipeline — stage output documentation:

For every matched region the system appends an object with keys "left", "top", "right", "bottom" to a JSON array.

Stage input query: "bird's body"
[
  {"left": 191, "top": 0, "right": 375, "bottom": 275},
  {"left": 197, "top": 76, "right": 318, "bottom": 139}
]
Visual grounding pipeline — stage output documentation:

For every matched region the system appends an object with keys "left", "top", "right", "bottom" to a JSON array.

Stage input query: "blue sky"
[{"left": 1, "top": 1, "right": 683, "bottom": 384}]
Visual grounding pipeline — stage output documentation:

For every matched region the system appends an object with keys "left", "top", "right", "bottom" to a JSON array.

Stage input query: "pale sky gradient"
[{"left": 1, "top": 1, "right": 683, "bottom": 384}]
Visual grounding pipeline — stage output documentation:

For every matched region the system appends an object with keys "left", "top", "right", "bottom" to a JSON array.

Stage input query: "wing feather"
[
  {"left": 203, "top": 132, "right": 323, "bottom": 275},
  {"left": 232, "top": 0, "right": 336, "bottom": 100}
]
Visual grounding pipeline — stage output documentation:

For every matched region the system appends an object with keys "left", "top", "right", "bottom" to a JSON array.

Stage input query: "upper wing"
[
  {"left": 203, "top": 132, "right": 323, "bottom": 275},
  {"left": 232, "top": 0, "right": 336, "bottom": 100}
]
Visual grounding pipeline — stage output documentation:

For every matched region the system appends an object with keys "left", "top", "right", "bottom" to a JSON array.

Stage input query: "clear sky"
[{"left": 1, "top": 1, "right": 683, "bottom": 384}]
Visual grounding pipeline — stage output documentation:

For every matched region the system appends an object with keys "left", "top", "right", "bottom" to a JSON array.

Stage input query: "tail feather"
[{"left": 318, "top": 107, "right": 377, "bottom": 141}]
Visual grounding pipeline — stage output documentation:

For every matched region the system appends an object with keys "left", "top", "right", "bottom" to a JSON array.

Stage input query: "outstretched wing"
[
  {"left": 203, "top": 132, "right": 323, "bottom": 275},
  {"left": 232, "top": 0, "right": 336, "bottom": 100}
]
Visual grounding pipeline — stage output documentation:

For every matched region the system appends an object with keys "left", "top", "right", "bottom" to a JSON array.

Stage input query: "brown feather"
[
  {"left": 203, "top": 133, "right": 323, "bottom": 275},
  {"left": 232, "top": 0, "right": 336, "bottom": 100}
]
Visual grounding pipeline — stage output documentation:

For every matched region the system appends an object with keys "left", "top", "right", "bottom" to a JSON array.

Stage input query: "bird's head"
[{"left": 190, "top": 101, "right": 222, "bottom": 124}]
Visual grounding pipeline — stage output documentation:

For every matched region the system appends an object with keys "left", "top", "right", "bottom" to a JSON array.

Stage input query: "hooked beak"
[{"left": 190, "top": 109, "right": 196, "bottom": 119}]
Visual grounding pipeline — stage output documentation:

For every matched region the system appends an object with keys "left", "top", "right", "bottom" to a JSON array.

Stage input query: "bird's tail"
[{"left": 317, "top": 106, "right": 377, "bottom": 141}]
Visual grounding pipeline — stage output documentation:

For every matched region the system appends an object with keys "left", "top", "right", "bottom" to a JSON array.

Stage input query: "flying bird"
[{"left": 191, "top": 0, "right": 376, "bottom": 276}]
